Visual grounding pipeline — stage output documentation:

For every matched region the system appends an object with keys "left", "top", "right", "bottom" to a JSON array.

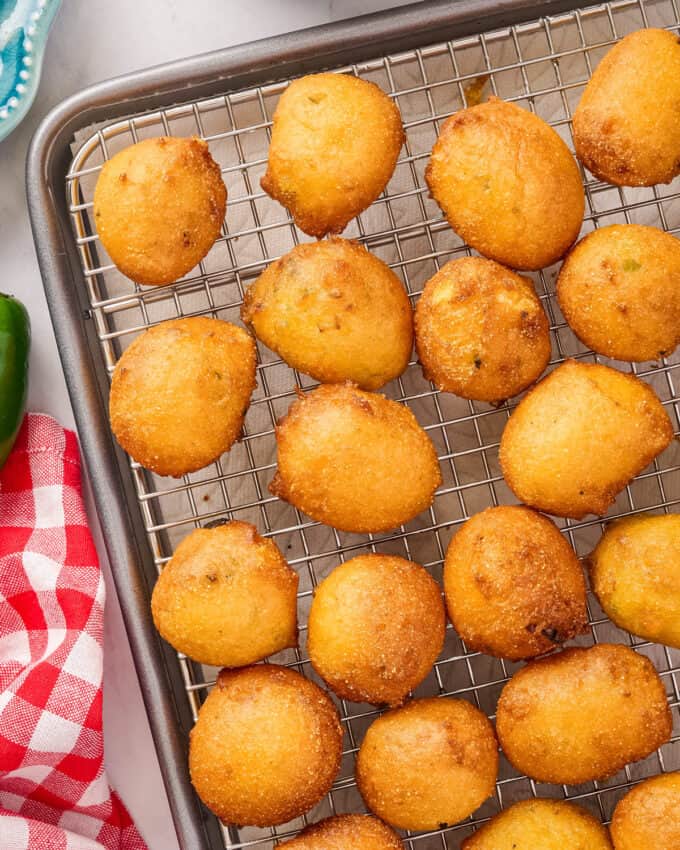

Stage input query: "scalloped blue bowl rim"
[{"left": 0, "top": 0, "right": 61, "bottom": 142}]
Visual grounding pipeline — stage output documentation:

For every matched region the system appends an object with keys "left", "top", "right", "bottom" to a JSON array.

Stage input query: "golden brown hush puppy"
[
  {"left": 261, "top": 73, "right": 404, "bottom": 237},
  {"left": 462, "top": 798, "right": 613, "bottom": 850},
  {"left": 610, "top": 772, "right": 680, "bottom": 850},
  {"left": 495, "top": 643, "right": 672, "bottom": 785},
  {"left": 444, "top": 506, "right": 587, "bottom": 661},
  {"left": 151, "top": 521, "right": 298, "bottom": 667},
  {"left": 573, "top": 28, "right": 680, "bottom": 187},
  {"left": 415, "top": 257, "right": 551, "bottom": 403},
  {"left": 308, "top": 553, "right": 445, "bottom": 707},
  {"left": 242, "top": 238, "right": 413, "bottom": 390},
  {"left": 278, "top": 814, "right": 403, "bottom": 849},
  {"left": 499, "top": 360, "right": 673, "bottom": 519},
  {"left": 109, "top": 317, "right": 256, "bottom": 477},
  {"left": 557, "top": 225, "right": 680, "bottom": 362},
  {"left": 589, "top": 513, "right": 680, "bottom": 650},
  {"left": 189, "top": 665, "right": 342, "bottom": 826},
  {"left": 94, "top": 136, "right": 226, "bottom": 286},
  {"left": 270, "top": 383, "right": 441, "bottom": 533},
  {"left": 425, "top": 97, "right": 584, "bottom": 270},
  {"left": 356, "top": 697, "right": 498, "bottom": 831}
]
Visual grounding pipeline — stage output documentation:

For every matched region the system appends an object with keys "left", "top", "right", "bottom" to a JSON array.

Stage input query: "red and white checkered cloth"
[{"left": 0, "top": 414, "right": 148, "bottom": 850}]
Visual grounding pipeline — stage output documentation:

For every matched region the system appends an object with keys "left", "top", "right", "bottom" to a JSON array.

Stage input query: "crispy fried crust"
[
  {"left": 151, "top": 521, "right": 298, "bottom": 667},
  {"left": 589, "top": 514, "right": 680, "bottom": 650},
  {"left": 308, "top": 553, "right": 446, "bottom": 706},
  {"left": 425, "top": 97, "right": 584, "bottom": 270},
  {"left": 242, "top": 238, "right": 413, "bottom": 390},
  {"left": 189, "top": 665, "right": 343, "bottom": 827},
  {"left": 109, "top": 317, "right": 257, "bottom": 477},
  {"left": 94, "top": 136, "right": 226, "bottom": 286},
  {"left": 462, "top": 798, "right": 613, "bottom": 849},
  {"left": 415, "top": 257, "right": 551, "bottom": 402},
  {"left": 278, "top": 814, "right": 403, "bottom": 849},
  {"left": 495, "top": 644, "right": 672, "bottom": 785},
  {"left": 573, "top": 28, "right": 680, "bottom": 187},
  {"left": 610, "top": 772, "right": 680, "bottom": 850},
  {"left": 261, "top": 73, "right": 404, "bottom": 237},
  {"left": 270, "top": 383, "right": 441, "bottom": 533},
  {"left": 498, "top": 360, "right": 673, "bottom": 519},
  {"left": 444, "top": 506, "right": 587, "bottom": 660},
  {"left": 557, "top": 224, "right": 680, "bottom": 362},
  {"left": 356, "top": 697, "right": 498, "bottom": 832}
]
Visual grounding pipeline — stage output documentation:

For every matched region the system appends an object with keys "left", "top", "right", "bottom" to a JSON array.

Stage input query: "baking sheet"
[{"left": 62, "top": 1, "right": 680, "bottom": 847}]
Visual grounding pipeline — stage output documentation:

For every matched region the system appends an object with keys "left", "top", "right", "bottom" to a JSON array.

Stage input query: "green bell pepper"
[{"left": 0, "top": 293, "right": 30, "bottom": 469}]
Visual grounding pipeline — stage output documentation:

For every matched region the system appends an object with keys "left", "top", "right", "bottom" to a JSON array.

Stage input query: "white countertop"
[{"left": 0, "top": 1, "right": 415, "bottom": 847}]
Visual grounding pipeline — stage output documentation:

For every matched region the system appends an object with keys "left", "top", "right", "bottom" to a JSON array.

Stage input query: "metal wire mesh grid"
[{"left": 64, "top": 0, "right": 680, "bottom": 846}]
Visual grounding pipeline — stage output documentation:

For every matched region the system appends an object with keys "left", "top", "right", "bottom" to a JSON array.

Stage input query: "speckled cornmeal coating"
[
  {"left": 151, "top": 521, "right": 298, "bottom": 667},
  {"left": 415, "top": 257, "right": 551, "bottom": 403},
  {"left": 425, "top": 97, "right": 584, "bottom": 270},
  {"left": 495, "top": 644, "right": 672, "bottom": 785},
  {"left": 308, "top": 553, "right": 445, "bottom": 706},
  {"left": 270, "top": 383, "right": 441, "bottom": 533},
  {"left": 189, "top": 665, "right": 342, "bottom": 827},
  {"left": 610, "top": 771, "right": 680, "bottom": 850},
  {"left": 261, "top": 73, "right": 404, "bottom": 238},
  {"left": 557, "top": 224, "right": 680, "bottom": 362},
  {"left": 93, "top": 136, "right": 226, "bottom": 286},
  {"left": 589, "top": 514, "right": 680, "bottom": 650},
  {"left": 356, "top": 697, "right": 498, "bottom": 831},
  {"left": 109, "top": 317, "right": 256, "bottom": 477},
  {"left": 573, "top": 29, "right": 680, "bottom": 187},
  {"left": 499, "top": 360, "right": 673, "bottom": 519},
  {"left": 462, "top": 798, "right": 613, "bottom": 850},
  {"left": 278, "top": 814, "right": 403, "bottom": 849},
  {"left": 242, "top": 238, "right": 413, "bottom": 390},
  {"left": 444, "top": 506, "right": 587, "bottom": 661}
]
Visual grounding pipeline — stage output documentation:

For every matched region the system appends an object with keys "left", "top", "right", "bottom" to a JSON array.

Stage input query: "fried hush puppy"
[
  {"left": 462, "top": 798, "right": 613, "bottom": 850},
  {"left": 415, "top": 257, "right": 551, "bottom": 403},
  {"left": 499, "top": 360, "right": 673, "bottom": 519},
  {"left": 610, "top": 771, "right": 680, "bottom": 850},
  {"left": 94, "top": 136, "right": 226, "bottom": 286},
  {"left": 444, "top": 506, "right": 587, "bottom": 661},
  {"left": 242, "top": 238, "right": 413, "bottom": 390},
  {"left": 109, "top": 317, "right": 256, "bottom": 477},
  {"left": 425, "top": 97, "right": 584, "bottom": 270},
  {"left": 495, "top": 643, "right": 672, "bottom": 785},
  {"left": 278, "top": 814, "right": 403, "bottom": 849},
  {"left": 189, "top": 665, "right": 342, "bottom": 827},
  {"left": 573, "top": 28, "right": 680, "bottom": 187},
  {"left": 308, "top": 553, "right": 445, "bottom": 707},
  {"left": 356, "top": 697, "right": 498, "bottom": 831},
  {"left": 261, "top": 73, "right": 404, "bottom": 237},
  {"left": 557, "top": 224, "right": 680, "bottom": 362},
  {"left": 589, "top": 513, "right": 680, "bottom": 650},
  {"left": 151, "top": 521, "right": 298, "bottom": 667},
  {"left": 270, "top": 383, "right": 441, "bottom": 534}
]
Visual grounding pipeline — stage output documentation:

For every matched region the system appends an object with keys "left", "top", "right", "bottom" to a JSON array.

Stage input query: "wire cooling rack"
[{"left": 64, "top": 0, "right": 680, "bottom": 846}]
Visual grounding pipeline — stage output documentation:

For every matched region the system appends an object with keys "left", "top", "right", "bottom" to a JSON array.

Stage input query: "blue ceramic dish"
[{"left": 0, "top": 0, "right": 60, "bottom": 142}]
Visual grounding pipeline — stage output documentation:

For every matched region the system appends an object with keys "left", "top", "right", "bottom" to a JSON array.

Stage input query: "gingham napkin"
[{"left": 0, "top": 414, "right": 147, "bottom": 850}]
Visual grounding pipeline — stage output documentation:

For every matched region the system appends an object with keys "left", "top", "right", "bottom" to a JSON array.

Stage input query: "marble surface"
[{"left": 0, "top": 1, "right": 417, "bottom": 847}]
